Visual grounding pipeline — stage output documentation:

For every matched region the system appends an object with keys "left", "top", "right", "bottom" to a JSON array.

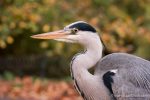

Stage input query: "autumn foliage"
[
  {"left": 0, "top": 0, "right": 150, "bottom": 58},
  {"left": 0, "top": 0, "right": 150, "bottom": 99},
  {"left": 0, "top": 76, "right": 82, "bottom": 100}
]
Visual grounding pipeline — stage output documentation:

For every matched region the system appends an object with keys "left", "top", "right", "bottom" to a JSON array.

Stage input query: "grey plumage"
[{"left": 95, "top": 53, "right": 150, "bottom": 100}]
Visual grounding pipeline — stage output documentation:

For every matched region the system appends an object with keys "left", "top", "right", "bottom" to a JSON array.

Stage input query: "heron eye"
[{"left": 71, "top": 28, "right": 78, "bottom": 34}]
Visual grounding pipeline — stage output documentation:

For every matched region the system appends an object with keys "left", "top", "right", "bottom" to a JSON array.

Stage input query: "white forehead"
[{"left": 65, "top": 21, "right": 87, "bottom": 29}]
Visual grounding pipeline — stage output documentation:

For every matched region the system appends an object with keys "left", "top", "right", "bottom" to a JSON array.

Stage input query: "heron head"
[{"left": 31, "top": 21, "right": 99, "bottom": 45}]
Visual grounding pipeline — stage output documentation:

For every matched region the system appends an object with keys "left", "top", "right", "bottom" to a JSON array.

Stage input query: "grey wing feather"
[{"left": 95, "top": 53, "right": 150, "bottom": 100}]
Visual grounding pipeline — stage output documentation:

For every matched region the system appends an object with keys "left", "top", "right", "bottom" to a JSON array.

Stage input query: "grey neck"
[
  {"left": 70, "top": 33, "right": 103, "bottom": 82},
  {"left": 71, "top": 35, "right": 103, "bottom": 72},
  {"left": 70, "top": 37, "right": 110, "bottom": 99}
]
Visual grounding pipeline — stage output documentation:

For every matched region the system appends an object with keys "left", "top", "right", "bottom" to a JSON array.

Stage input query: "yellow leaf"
[
  {"left": 10, "top": 22, "right": 16, "bottom": 29},
  {"left": 6, "top": 36, "right": 14, "bottom": 44},
  {"left": 0, "top": 40, "right": 6, "bottom": 49},
  {"left": 19, "top": 22, "right": 26, "bottom": 29},
  {"left": 40, "top": 41, "right": 49, "bottom": 49},
  {"left": 42, "top": 24, "right": 50, "bottom": 32}
]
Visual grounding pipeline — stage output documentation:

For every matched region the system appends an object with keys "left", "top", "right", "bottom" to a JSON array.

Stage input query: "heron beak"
[{"left": 31, "top": 30, "right": 69, "bottom": 40}]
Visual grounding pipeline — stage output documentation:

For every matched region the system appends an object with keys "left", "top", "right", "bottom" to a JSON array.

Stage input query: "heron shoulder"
[
  {"left": 95, "top": 53, "right": 150, "bottom": 73},
  {"left": 101, "top": 52, "right": 149, "bottom": 65}
]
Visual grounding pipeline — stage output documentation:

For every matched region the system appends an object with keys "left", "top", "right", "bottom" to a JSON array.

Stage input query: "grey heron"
[{"left": 31, "top": 21, "right": 150, "bottom": 100}]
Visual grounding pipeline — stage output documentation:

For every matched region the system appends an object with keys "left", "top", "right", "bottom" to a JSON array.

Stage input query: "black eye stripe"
[{"left": 69, "top": 22, "right": 96, "bottom": 33}]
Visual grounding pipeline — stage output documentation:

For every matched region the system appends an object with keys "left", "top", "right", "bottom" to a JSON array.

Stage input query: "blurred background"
[{"left": 0, "top": 0, "right": 150, "bottom": 99}]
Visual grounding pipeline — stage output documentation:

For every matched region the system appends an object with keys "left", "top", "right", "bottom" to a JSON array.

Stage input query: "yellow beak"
[{"left": 31, "top": 30, "right": 69, "bottom": 39}]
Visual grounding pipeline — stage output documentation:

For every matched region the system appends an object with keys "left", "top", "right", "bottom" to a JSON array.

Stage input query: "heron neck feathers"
[
  {"left": 71, "top": 38, "right": 110, "bottom": 99},
  {"left": 71, "top": 35, "right": 103, "bottom": 77}
]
